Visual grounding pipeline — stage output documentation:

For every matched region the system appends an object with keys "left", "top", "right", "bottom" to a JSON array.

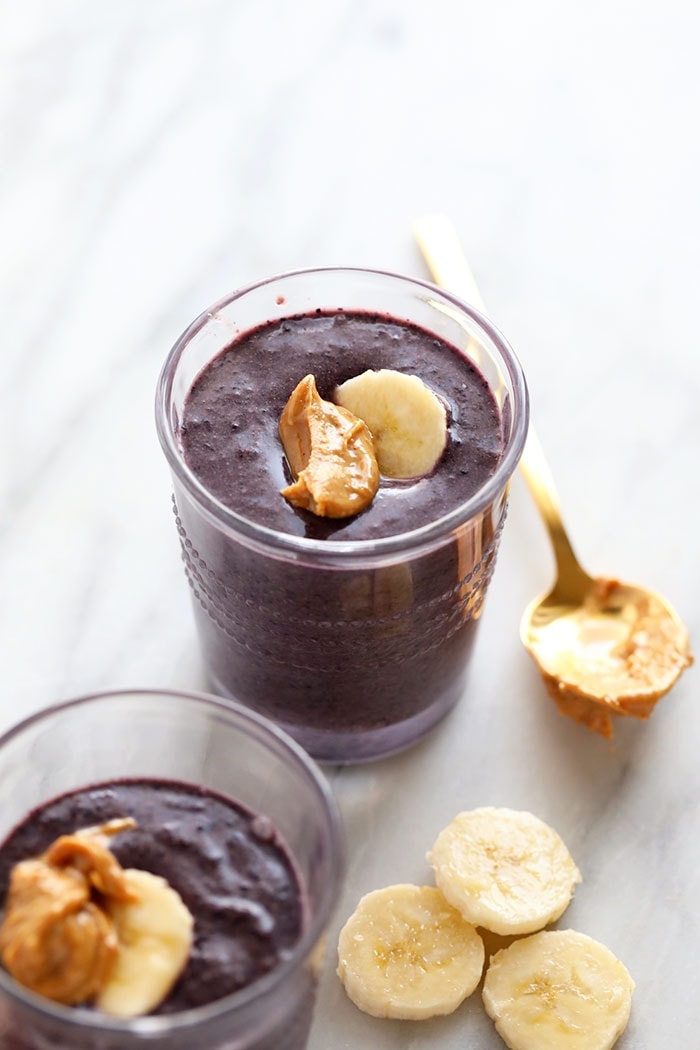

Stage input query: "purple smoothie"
[
  {"left": 181, "top": 311, "right": 502, "bottom": 541},
  {"left": 175, "top": 311, "right": 504, "bottom": 755},
  {"left": 157, "top": 270, "right": 528, "bottom": 762},
  {"left": 0, "top": 779, "right": 305, "bottom": 1040}
]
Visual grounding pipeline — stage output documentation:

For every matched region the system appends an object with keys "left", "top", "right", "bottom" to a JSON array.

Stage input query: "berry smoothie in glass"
[
  {"left": 0, "top": 690, "right": 343, "bottom": 1050},
  {"left": 156, "top": 268, "right": 528, "bottom": 763}
]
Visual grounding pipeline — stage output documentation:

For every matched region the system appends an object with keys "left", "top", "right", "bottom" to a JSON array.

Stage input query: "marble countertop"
[{"left": 1, "top": 1, "right": 699, "bottom": 1046}]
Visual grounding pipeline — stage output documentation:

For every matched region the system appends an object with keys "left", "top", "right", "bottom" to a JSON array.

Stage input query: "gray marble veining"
[{"left": 1, "top": 1, "right": 699, "bottom": 1046}]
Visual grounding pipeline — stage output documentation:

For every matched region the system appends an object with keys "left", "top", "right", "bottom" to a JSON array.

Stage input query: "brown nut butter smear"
[
  {"left": 279, "top": 374, "right": 379, "bottom": 518},
  {"left": 535, "top": 579, "right": 693, "bottom": 739},
  {"left": 0, "top": 818, "right": 136, "bottom": 1005}
]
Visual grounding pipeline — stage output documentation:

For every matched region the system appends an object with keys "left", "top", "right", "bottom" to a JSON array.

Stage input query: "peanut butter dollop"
[
  {"left": 0, "top": 818, "right": 137, "bottom": 1005},
  {"left": 530, "top": 579, "right": 693, "bottom": 739},
  {"left": 279, "top": 374, "right": 379, "bottom": 518}
]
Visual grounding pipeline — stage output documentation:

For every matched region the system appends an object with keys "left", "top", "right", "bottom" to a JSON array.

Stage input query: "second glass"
[{"left": 0, "top": 690, "right": 342, "bottom": 1050}]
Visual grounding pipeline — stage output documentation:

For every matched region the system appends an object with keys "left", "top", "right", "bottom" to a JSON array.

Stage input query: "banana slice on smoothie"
[
  {"left": 428, "top": 807, "right": 581, "bottom": 936},
  {"left": 334, "top": 368, "right": 448, "bottom": 478},
  {"left": 336, "top": 883, "right": 484, "bottom": 1020},
  {"left": 97, "top": 868, "right": 194, "bottom": 1018},
  {"left": 482, "top": 929, "right": 635, "bottom": 1050}
]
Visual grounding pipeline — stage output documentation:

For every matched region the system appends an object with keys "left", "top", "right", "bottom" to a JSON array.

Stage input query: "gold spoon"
[{"left": 414, "top": 213, "right": 692, "bottom": 738}]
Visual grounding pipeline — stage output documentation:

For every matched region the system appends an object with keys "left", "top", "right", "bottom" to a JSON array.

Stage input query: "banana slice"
[
  {"left": 336, "top": 883, "right": 484, "bottom": 1020},
  {"left": 334, "top": 369, "right": 447, "bottom": 479},
  {"left": 482, "top": 929, "right": 634, "bottom": 1050},
  {"left": 428, "top": 807, "right": 581, "bottom": 936},
  {"left": 96, "top": 869, "right": 194, "bottom": 1018}
]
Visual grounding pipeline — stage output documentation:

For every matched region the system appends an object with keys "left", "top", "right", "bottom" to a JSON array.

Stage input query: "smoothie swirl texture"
[
  {"left": 179, "top": 311, "right": 504, "bottom": 543},
  {"left": 0, "top": 780, "right": 304, "bottom": 1016}
]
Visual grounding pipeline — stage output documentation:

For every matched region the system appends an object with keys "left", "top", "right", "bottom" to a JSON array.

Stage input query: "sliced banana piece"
[
  {"left": 482, "top": 929, "right": 634, "bottom": 1050},
  {"left": 336, "top": 883, "right": 484, "bottom": 1020},
  {"left": 334, "top": 368, "right": 447, "bottom": 479},
  {"left": 428, "top": 807, "right": 581, "bottom": 936},
  {"left": 97, "top": 868, "right": 194, "bottom": 1018}
]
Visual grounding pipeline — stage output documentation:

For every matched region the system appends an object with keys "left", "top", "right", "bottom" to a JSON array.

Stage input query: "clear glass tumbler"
[
  {"left": 0, "top": 690, "right": 343, "bottom": 1050},
  {"left": 156, "top": 268, "right": 528, "bottom": 763}
]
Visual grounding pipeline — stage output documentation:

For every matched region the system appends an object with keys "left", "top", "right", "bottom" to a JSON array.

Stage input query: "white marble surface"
[{"left": 1, "top": 1, "right": 699, "bottom": 1046}]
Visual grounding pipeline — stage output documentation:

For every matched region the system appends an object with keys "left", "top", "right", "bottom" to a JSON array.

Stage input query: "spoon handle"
[{"left": 413, "top": 213, "right": 591, "bottom": 590}]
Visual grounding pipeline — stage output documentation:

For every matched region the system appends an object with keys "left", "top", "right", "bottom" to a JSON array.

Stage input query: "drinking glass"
[
  {"left": 156, "top": 268, "right": 528, "bottom": 762},
  {"left": 0, "top": 689, "right": 343, "bottom": 1049}
]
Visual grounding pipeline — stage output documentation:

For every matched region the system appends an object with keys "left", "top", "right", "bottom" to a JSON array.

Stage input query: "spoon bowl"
[
  {"left": 521, "top": 570, "right": 691, "bottom": 738},
  {"left": 414, "top": 214, "right": 693, "bottom": 737}
]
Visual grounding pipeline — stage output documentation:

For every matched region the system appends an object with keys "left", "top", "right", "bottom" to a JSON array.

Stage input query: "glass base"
[{"left": 208, "top": 670, "right": 466, "bottom": 764}]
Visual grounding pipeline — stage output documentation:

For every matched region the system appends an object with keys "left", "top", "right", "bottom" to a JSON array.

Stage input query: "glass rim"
[
  {"left": 0, "top": 688, "right": 345, "bottom": 1036},
  {"left": 154, "top": 265, "right": 529, "bottom": 562}
]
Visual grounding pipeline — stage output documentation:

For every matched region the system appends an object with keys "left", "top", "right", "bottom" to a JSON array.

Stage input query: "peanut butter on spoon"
[
  {"left": 279, "top": 374, "right": 379, "bottom": 518},
  {"left": 415, "top": 213, "right": 693, "bottom": 738},
  {"left": 525, "top": 577, "right": 692, "bottom": 738}
]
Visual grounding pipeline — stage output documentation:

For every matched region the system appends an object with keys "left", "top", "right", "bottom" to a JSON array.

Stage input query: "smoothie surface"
[
  {"left": 180, "top": 311, "right": 504, "bottom": 541},
  {"left": 0, "top": 779, "right": 304, "bottom": 1014}
]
